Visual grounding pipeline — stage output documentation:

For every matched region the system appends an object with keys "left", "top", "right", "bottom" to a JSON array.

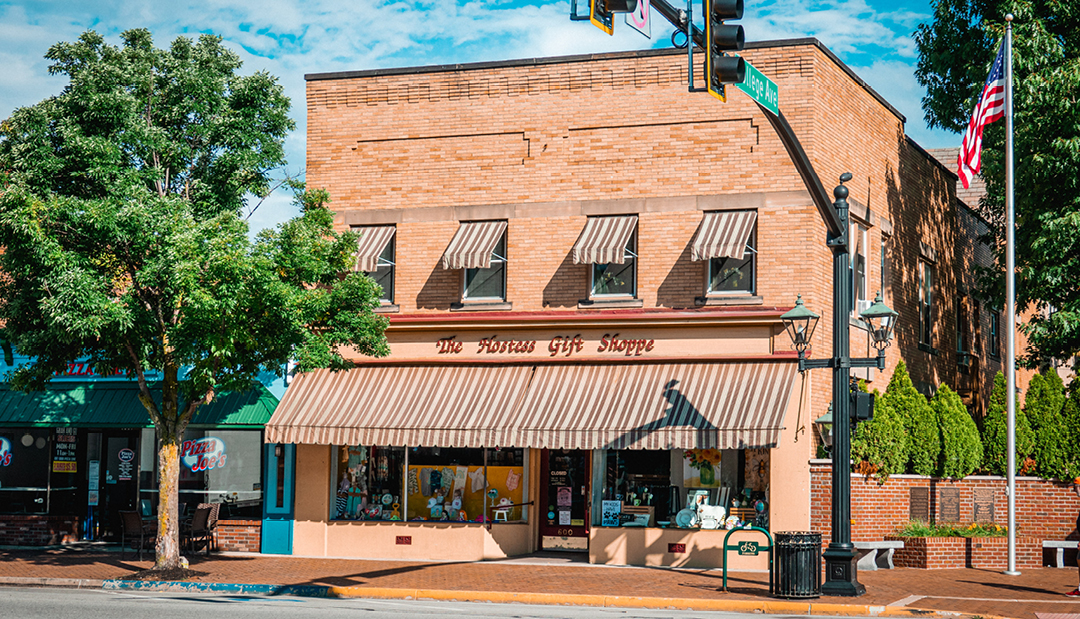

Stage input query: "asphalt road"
[{"left": 0, "top": 587, "right": 871, "bottom": 619}]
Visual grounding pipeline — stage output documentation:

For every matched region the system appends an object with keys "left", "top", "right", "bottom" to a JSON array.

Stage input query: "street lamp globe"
[
  {"left": 814, "top": 405, "right": 834, "bottom": 449},
  {"left": 859, "top": 291, "right": 899, "bottom": 353},
  {"left": 781, "top": 294, "right": 820, "bottom": 357}
]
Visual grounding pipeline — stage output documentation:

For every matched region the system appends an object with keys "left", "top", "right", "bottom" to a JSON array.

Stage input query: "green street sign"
[
  {"left": 738, "top": 540, "right": 760, "bottom": 556},
  {"left": 736, "top": 60, "right": 779, "bottom": 116}
]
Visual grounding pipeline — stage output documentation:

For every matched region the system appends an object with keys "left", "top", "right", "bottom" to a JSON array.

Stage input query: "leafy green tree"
[
  {"left": 981, "top": 371, "right": 1036, "bottom": 475},
  {"left": 932, "top": 384, "right": 983, "bottom": 478},
  {"left": 879, "top": 361, "right": 940, "bottom": 476},
  {"left": 914, "top": 0, "right": 1080, "bottom": 368},
  {"left": 0, "top": 30, "right": 389, "bottom": 570},
  {"left": 1024, "top": 371, "right": 1068, "bottom": 480}
]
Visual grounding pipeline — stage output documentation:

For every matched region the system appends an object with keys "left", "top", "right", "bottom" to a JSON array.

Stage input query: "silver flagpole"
[{"left": 1004, "top": 13, "right": 1019, "bottom": 576}]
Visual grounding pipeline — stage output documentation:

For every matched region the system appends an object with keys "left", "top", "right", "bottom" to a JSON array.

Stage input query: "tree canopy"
[
  {"left": 0, "top": 29, "right": 388, "bottom": 569},
  {"left": 914, "top": 0, "right": 1080, "bottom": 368}
]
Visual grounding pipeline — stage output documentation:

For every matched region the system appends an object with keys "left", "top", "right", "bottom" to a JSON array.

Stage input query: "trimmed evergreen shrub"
[
  {"left": 1025, "top": 371, "right": 1068, "bottom": 480},
  {"left": 1061, "top": 388, "right": 1080, "bottom": 479},
  {"left": 882, "top": 361, "right": 940, "bottom": 476},
  {"left": 851, "top": 388, "right": 907, "bottom": 482},
  {"left": 981, "top": 371, "right": 1036, "bottom": 476},
  {"left": 932, "top": 384, "right": 982, "bottom": 478}
]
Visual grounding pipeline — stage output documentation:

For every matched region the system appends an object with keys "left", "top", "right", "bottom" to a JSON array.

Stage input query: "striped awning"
[
  {"left": 267, "top": 361, "right": 796, "bottom": 450},
  {"left": 441, "top": 221, "right": 507, "bottom": 270},
  {"left": 572, "top": 216, "right": 637, "bottom": 265},
  {"left": 691, "top": 211, "right": 757, "bottom": 261},
  {"left": 264, "top": 365, "right": 533, "bottom": 447},
  {"left": 353, "top": 226, "right": 396, "bottom": 272},
  {"left": 505, "top": 362, "right": 796, "bottom": 450}
]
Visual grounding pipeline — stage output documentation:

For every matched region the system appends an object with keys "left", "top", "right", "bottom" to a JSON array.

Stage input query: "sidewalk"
[{"left": 1, "top": 546, "right": 1077, "bottom": 619}]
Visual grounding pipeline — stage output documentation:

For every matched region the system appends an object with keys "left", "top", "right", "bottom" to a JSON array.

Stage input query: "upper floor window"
[
  {"left": 692, "top": 210, "right": 757, "bottom": 296},
  {"left": 880, "top": 234, "right": 892, "bottom": 305},
  {"left": 851, "top": 222, "right": 869, "bottom": 313},
  {"left": 956, "top": 295, "right": 970, "bottom": 363},
  {"left": 572, "top": 215, "right": 638, "bottom": 299},
  {"left": 592, "top": 230, "right": 636, "bottom": 297},
  {"left": 441, "top": 220, "right": 508, "bottom": 303},
  {"left": 464, "top": 231, "right": 507, "bottom": 301},
  {"left": 989, "top": 310, "right": 1001, "bottom": 358},
  {"left": 353, "top": 226, "right": 396, "bottom": 304},
  {"left": 918, "top": 259, "right": 934, "bottom": 347}
]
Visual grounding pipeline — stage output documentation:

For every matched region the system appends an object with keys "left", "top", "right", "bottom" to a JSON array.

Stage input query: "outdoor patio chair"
[
  {"left": 196, "top": 502, "right": 222, "bottom": 552},
  {"left": 119, "top": 510, "right": 155, "bottom": 561},
  {"left": 182, "top": 506, "right": 213, "bottom": 555}
]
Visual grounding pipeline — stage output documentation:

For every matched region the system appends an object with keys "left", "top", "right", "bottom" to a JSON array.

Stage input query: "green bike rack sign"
[{"left": 722, "top": 525, "right": 774, "bottom": 593}]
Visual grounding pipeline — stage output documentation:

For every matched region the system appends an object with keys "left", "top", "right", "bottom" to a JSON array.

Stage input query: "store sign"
[
  {"left": 181, "top": 437, "right": 227, "bottom": 472},
  {"left": 436, "top": 333, "right": 656, "bottom": 358},
  {"left": 52, "top": 428, "right": 77, "bottom": 473},
  {"left": 117, "top": 448, "right": 135, "bottom": 481},
  {"left": 0, "top": 437, "right": 11, "bottom": 466}
]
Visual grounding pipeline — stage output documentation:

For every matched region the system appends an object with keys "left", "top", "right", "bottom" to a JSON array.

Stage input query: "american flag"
[{"left": 957, "top": 41, "right": 1006, "bottom": 189}]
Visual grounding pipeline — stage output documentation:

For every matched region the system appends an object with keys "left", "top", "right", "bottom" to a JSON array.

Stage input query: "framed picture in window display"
[
  {"left": 744, "top": 448, "right": 769, "bottom": 492},
  {"left": 683, "top": 449, "right": 721, "bottom": 488}
]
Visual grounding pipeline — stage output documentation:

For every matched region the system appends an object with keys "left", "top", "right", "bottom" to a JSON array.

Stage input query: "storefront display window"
[
  {"left": 0, "top": 429, "right": 51, "bottom": 514},
  {"left": 140, "top": 428, "right": 264, "bottom": 518},
  {"left": 331, "top": 445, "right": 526, "bottom": 523},
  {"left": 593, "top": 447, "right": 769, "bottom": 531}
]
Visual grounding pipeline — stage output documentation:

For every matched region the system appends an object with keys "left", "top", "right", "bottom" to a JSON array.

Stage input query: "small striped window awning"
[
  {"left": 441, "top": 221, "right": 507, "bottom": 270},
  {"left": 691, "top": 211, "right": 757, "bottom": 261},
  {"left": 266, "top": 361, "right": 796, "bottom": 450},
  {"left": 572, "top": 215, "right": 637, "bottom": 265},
  {"left": 353, "top": 226, "right": 396, "bottom": 272}
]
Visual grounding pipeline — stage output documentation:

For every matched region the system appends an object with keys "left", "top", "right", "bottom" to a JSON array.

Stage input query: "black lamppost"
[{"left": 780, "top": 175, "right": 898, "bottom": 597}]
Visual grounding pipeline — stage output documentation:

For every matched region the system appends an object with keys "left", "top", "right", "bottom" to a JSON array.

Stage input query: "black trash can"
[{"left": 772, "top": 531, "right": 821, "bottom": 599}]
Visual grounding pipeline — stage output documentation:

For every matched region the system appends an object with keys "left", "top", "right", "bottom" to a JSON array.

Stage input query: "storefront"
[
  {"left": 0, "top": 374, "right": 278, "bottom": 545},
  {"left": 267, "top": 309, "right": 812, "bottom": 569}
]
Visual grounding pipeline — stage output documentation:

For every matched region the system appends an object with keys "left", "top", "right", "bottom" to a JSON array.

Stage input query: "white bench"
[
  {"left": 1044, "top": 540, "right": 1079, "bottom": 568},
  {"left": 854, "top": 540, "right": 905, "bottom": 570}
]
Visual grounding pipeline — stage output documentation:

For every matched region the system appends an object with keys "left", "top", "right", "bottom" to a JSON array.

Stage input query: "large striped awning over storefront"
[
  {"left": 353, "top": 226, "right": 396, "bottom": 272},
  {"left": 266, "top": 361, "right": 796, "bottom": 450},
  {"left": 690, "top": 211, "right": 756, "bottom": 261},
  {"left": 441, "top": 221, "right": 507, "bottom": 270},
  {"left": 264, "top": 365, "right": 533, "bottom": 447},
  {"left": 572, "top": 215, "right": 637, "bottom": 265}
]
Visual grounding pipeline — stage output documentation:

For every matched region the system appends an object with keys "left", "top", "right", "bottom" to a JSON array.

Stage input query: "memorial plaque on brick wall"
[
  {"left": 909, "top": 487, "right": 930, "bottom": 522},
  {"left": 973, "top": 488, "right": 995, "bottom": 522},
  {"left": 938, "top": 488, "right": 961, "bottom": 522}
]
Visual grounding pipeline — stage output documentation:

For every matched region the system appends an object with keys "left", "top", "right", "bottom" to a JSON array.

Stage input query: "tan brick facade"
[{"left": 306, "top": 39, "right": 1001, "bottom": 429}]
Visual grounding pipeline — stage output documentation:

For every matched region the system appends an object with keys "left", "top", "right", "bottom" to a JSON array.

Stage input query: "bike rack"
[{"left": 722, "top": 525, "right": 774, "bottom": 593}]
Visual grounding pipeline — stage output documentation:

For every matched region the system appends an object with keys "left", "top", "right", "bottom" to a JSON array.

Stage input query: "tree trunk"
[{"left": 154, "top": 425, "right": 182, "bottom": 569}]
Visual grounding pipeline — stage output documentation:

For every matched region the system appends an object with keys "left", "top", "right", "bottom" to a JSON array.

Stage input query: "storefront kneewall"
[{"left": 292, "top": 443, "right": 538, "bottom": 560}]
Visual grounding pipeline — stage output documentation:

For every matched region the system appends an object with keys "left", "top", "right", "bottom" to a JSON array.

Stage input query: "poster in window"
[
  {"left": 601, "top": 500, "right": 622, "bottom": 527},
  {"left": 556, "top": 486, "right": 572, "bottom": 507},
  {"left": 558, "top": 510, "right": 571, "bottom": 525},
  {"left": 52, "top": 428, "right": 77, "bottom": 473}
]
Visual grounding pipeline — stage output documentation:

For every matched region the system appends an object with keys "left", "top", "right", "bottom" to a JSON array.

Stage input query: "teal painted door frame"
[{"left": 261, "top": 443, "right": 295, "bottom": 554}]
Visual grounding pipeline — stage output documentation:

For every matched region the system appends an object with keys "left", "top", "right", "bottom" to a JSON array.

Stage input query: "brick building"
[{"left": 264, "top": 39, "right": 1003, "bottom": 567}]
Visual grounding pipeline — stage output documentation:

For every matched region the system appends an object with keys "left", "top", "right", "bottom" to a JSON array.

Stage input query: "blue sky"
[{"left": 0, "top": 0, "right": 955, "bottom": 231}]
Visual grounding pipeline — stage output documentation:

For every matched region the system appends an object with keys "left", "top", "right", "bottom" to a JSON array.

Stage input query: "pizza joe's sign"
[
  {"left": 0, "top": 437, "right": 12, "bottom": 466},
  {"left": 181, "top": 437, "right": 227, "bottom": 472},
  {"left": 436, "top": 333, "right": 656, "bottom": 358}
]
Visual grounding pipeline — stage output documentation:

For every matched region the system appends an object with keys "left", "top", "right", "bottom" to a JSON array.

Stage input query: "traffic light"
[
  {"left": 590, "top": 0, "right": 638, "bottom": 35},
  {"left": 703, "top": 0, "right": 746, "bottom": 101}
]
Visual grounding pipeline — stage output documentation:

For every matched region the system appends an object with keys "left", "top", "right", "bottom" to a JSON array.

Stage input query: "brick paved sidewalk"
[{"left": 2, "top": 547, "right": 1079, "bottom": 619}]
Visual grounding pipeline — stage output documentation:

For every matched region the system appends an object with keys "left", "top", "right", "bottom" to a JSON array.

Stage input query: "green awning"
[{"left": 0, "top": 382, "right": 279, "bottom": 429}]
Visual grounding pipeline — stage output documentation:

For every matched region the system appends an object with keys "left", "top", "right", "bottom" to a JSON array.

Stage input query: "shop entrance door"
[
  {"left": 538, "top": 449, "right": 590, "bottom": 552},
  {"left": 101, "top": 433, "right": 140, "bottom": 541}
]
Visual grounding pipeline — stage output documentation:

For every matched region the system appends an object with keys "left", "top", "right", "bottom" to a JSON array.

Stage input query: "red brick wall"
[
  {"left": 216, "top": 519, "right": 261, "bottom": 553},
  {"left": 885, "top": 535, "right": 1041, "bottom": 569},
  {"left": 810, "top": 460, "right": 1079, "bottom": 544},
  {"left": 0, "top": 515, "right": 79, "bottom": 545}
]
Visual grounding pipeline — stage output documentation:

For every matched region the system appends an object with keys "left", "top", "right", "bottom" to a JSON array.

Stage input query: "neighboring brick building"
[{"left": 264, "top": 39, "right": 1003, "bottom": 566}]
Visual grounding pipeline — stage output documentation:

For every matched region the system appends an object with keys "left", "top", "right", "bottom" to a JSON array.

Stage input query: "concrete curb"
[
  {"left": 102, "top": 579, "right": 332, "bottom": 597},
  {"left": 328, "top": 585, "right": 983, "bottom": 618},
  {"left": 0, "top": 576, "right": 105, "bottom": 589}
]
